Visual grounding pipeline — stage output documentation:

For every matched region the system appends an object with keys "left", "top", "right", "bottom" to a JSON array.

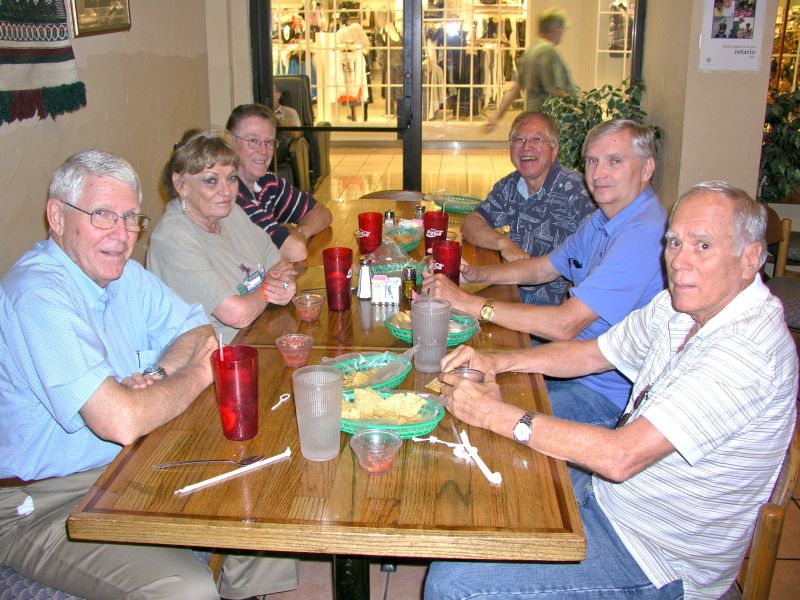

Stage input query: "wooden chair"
[
  {"left": 764, "top": 208, "right": 800, "bottom": 351},
  {"left": 725, "top": 428, "right": 800, "bottom": 599}
]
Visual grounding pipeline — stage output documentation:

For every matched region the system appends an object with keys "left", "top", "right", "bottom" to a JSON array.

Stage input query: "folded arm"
[
  {"left": 80, "top": 325, "right": 217, "bottom": 446},
  {"left": 461, "top": 212, "right": 529, "bottom": 262}
]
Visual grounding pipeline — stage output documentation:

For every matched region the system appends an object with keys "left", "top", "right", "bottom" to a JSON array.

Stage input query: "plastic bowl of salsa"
[
  {"left": 350, "top": 429, "right": 402, "bottom": 476},
  {"left": 276, "top": 333, "right": 313, "bottom": 367},
  {"left": 292, "top": 293, "right": 324, "bottom": 322}
]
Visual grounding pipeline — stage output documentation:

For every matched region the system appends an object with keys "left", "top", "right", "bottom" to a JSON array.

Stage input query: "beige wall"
[
  {"left": 0, "top": 0, "right": 211, "bottom": 274},
  {"left": 643, "top": 0, "right": 778, "bottom": 207}
]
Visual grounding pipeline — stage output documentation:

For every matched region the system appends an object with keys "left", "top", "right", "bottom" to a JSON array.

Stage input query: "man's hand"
[
  {"left": 439, "top": 371, "right": 520, "bottom": 431},
  {"left": 120, "top": 373, "right": 157, "bottom": 390},
  {"left": 498, "top": 238, "right": 530, "bottom": 262},
  {"left": 440, "top": 345, "right": 498, "bottom": 376},
  {"left": 420, "top": 272, "right": 479, "bottom": 313},
  {"left": 482, "top": 120, "right": 499, "bottom": 135}
]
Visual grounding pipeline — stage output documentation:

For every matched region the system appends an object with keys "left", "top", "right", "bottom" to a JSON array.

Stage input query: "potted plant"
[
  {"left": 759, "top": 89, "right": 800, "bottom": 203},
  {"left": 542, "top": 79, "right": 663, "bottom": 171}
]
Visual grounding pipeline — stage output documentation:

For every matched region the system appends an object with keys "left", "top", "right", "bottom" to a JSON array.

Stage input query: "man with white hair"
[
  {"left": 0, "top": 150, "right": 297, "bottom": 599},
  {"left": 427, "top": 181, "right": 797, "bottom": 599}
]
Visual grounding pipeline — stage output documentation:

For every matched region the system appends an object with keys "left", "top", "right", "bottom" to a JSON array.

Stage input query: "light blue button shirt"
[{"left": 0, "top": 238, "right": 208, "bottom": 480}]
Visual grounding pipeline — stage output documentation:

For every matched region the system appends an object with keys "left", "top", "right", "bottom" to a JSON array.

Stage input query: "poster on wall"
[{"left": 699, "top": 0, "right": 765, "bottom": 71}]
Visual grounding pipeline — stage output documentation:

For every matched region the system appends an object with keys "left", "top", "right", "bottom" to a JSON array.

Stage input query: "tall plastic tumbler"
[
  {"left": 211, "top": 345, "right": 259, "bottom": 441},
  {"left": 411, "top": 297, "right": 451, "bottom": 373},
  {"left": 322, "top": 247, "right": 353, "bottom": 311},
  {"left": 292, "top": 365, "right": 343, "bottom": 461}
]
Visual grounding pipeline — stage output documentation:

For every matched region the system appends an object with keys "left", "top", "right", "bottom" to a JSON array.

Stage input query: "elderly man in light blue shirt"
[{"left": 0, "top": 150, "right": 297, "bottom": 599}]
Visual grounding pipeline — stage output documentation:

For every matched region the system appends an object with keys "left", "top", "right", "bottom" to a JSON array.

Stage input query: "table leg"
[{"left": 333, "top": 555, "right": 369, "bottom": 599}]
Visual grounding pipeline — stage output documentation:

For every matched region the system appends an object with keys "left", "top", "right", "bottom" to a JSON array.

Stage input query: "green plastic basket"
[
  {"left": 384, "top": 226, "right": 423, "bottom": 254},
  {"left": 370, "top": 261, "right": 424, "bottom": 285},
  {"left": 431, "top": 194, "right": 482, "bottom": 215},
  {"left": 384, "top": 313, "right": 478, "bottom": 347},
  {"left": 341, "top": 391, "right": 444, "bottom": 439},
  {"left": 328, "top": 352, "right": 413, "bottom": 399}
]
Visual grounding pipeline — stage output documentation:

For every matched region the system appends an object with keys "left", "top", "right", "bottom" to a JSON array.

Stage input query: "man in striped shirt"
[{"left": 428, "top": 181, "right": 797, "bottom": 599}]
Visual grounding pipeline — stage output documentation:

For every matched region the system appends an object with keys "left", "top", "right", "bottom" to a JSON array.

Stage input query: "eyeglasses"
[
  {"left": 509, "top": 135, "right": 553, "bottom": 149},
  {"left": 59, "top": 200, "right": 150, "bottom": 232},
  {"left": 233, "top": 135, "right": 280, "bottom": 150}
]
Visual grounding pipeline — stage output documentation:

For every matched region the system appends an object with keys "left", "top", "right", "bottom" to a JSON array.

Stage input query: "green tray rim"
[
  {"left": 328, "top": 353, "right": 413, "bottom": 398},
  {"left": 431, "top": 194, "right": 482, "bottom": 215},
  {"left": 384, "top": 313, "right": 478, "bottom": 347},
  {"left": 341, "top": 391, "right": 444, "bottom": 438},
  {"left": 384, "top": 225, "right": 422, "bottom": 253}
]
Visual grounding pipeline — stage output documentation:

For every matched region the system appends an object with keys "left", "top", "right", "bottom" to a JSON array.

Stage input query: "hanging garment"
[{"left": 336, "top": 48, "right": 366, "bottom": 105}]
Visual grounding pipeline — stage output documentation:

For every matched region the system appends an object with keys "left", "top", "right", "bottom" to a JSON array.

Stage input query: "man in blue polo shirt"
[
  {"left": 422, "top": 119, "right": 667, "bottom": 426},
  {"left": 462, "top": 111, "right": 595, "bottom": 307}
]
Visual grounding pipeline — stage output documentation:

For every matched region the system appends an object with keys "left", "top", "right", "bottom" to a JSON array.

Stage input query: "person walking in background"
[{"left": 484, "top": 9, "right": 576, "bottom": 134}]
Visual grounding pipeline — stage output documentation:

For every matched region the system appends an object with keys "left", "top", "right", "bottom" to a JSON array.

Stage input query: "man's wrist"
[{"left": 295, "top": 225, "right": 307, "bottom": 240}]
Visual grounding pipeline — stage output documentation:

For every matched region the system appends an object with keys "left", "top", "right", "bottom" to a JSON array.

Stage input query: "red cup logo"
[
  {"left": 346, "top": 268, "right": 353, "bottom": 279},
  {"left": 426, "top": 228, "right": 444, "bottom": 238},
  {"left": 355, "top": 229, "right": 370, "bottom": 238},
  {"left": 432, "top": 260, "right": 445, "bottom": 271}
]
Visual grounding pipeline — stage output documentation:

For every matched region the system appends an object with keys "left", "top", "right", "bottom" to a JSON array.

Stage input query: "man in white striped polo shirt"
[{"left": 427, "top": 181, "right": 798, "bottom": 599}]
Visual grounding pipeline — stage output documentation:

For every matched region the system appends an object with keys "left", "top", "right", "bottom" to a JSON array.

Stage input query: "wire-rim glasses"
[
  {"left": 233, "top": 134, "right": 280, "bottom": 150},
  {"left": 59, "top": 200, "right": 150, "bottom": 232},
  {"left": 509, "top": 135, "right": 554, "bottom": 150}
]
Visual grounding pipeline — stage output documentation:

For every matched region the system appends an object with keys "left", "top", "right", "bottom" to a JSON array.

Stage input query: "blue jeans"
[
  {"left": 424, "top": 469, "right": 684, "bottom": 600},
  {"left": 545, "top": 378, "right": 623, "bottom": 429}
]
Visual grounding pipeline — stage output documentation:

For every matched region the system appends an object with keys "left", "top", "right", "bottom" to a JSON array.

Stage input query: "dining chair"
[
  {"left": 721, "top": 428, "right": 800, "bottom": 599},
  {"left": 764, "top": 208, "right": 800, "bottom": 351}
]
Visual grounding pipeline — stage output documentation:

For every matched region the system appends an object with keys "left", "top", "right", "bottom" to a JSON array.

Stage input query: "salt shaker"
[
  {"left": 383, "top": 210, "right": 395, "bottom": 227},
  {"left": 356, "top": 256, "right": 372, "bottom": 300}
]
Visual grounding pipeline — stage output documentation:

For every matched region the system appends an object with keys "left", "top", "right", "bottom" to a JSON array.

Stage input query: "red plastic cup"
[
  {"left": 432, "top": 240, "right": 462, "bottom": 285},
  {"left": 322, "top": 246, "right": 353, "bottom": 311},
  {"left": 211, "top": 345, "right": 259, "bottom": 441},
  {"left": 424, "top": 210, "right": 449, "bottom": 253},
  {"left": 356, "top": 212, "right": 383, "bottom": 254}
]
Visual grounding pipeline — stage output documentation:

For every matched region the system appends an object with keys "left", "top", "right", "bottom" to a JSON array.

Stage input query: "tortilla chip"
[{"left": 342, "top": 388, "right": 427, "bottom": 423}]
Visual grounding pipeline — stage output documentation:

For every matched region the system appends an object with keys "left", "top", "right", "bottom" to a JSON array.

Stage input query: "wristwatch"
[
  {"left": 479, "top": 298, "right": 495, "bottom": 323},
  {"left": 512, "top": 411, "right": 536, "bottom": 445},
  {"left": 143, "top": 365, "right": 167, "bottom": 379}
]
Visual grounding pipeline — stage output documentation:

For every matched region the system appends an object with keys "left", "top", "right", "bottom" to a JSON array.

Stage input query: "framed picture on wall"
[{"left": 69, "top": 0, "right": 131, "bottom": 38}]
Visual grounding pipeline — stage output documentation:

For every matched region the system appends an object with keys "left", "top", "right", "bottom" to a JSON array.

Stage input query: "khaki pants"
[{"left": 0, "top": 467, "right": 298, "bottom": 599}]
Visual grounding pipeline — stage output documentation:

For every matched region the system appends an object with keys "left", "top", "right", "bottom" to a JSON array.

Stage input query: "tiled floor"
[{"left": 273, "top": 147, "right": 800, "bottom": 599}]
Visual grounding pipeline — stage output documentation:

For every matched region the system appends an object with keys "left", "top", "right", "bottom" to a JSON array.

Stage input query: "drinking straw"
[
  {"left": 218, "top": 332, "right": 224, "bottom": 360},
  {"left": 174, "top": 447, "right": 292, "bottom": 495}
]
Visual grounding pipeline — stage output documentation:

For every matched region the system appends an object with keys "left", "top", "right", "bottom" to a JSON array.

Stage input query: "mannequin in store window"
[
  {"left": 483, "top": 9, "right": 576, "bottom": 134},
  {"left": 336, "top": 12, "right": 371, "bottom": 121}
]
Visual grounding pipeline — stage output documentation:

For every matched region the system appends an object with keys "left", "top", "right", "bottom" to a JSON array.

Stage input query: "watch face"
[
  {"left": 513, "top": 421, "right": 532, "bottom": 443},
  {"left": 480, "top": 305, "right": 494, "bottom": 321}
]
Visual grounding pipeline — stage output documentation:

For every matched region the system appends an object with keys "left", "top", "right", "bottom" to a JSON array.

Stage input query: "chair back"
[
  {"left": 274, "top": 74, "right": 326, "bottom": 189},
  {"left": 765, "top": 206, "right": 791, "bottom": 278},
  {"left": 737, "top": 428, "right": 800, "bottom": 599}
]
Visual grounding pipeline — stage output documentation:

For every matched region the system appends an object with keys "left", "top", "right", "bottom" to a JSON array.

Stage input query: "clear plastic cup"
[
  {"left": 350, "top": 429, "right": 402, "bottom": 476},
  {"left": 292, "top": 365, "right": 343, "bottom": 461}
]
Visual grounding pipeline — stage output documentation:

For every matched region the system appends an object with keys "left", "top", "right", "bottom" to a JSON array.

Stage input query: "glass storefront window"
[
  {"left": 772, "top": 0, "right": 800, "bottom": 93},
  {"left": 264, "top": 0, "right": 641, "bottom": 139}
]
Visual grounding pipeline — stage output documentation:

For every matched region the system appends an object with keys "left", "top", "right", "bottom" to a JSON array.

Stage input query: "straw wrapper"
[{"left": 174, "top": 447, "right": 291, "bottom": 495}]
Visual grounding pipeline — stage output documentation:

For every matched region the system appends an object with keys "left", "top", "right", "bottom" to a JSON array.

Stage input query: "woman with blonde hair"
[{"left": 148, "top": 127, "right": 297, "bottom": 343}]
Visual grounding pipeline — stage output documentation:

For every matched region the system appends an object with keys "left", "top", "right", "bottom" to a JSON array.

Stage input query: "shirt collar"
[
  {"left": 591, "top": 186, "right": 656, "bottom": 234},
  {"left": 690, "top": 275, "right": 769, "bottom": 340},
  {"left": 44, "top": 237, "right": 120, "bottom": 304},
  {"left": 516, "top": 161, "right": 560, "bottom": 200}
]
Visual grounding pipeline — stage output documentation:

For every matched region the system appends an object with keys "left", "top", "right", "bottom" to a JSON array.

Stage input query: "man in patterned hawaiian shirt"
[{"left": 462, "top": 111, "right": 595, "bottom": 306}]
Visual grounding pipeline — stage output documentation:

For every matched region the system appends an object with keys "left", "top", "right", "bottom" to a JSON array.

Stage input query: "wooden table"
[{"left": 68, "top": 199, "right": 585, "bottom": 598}]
